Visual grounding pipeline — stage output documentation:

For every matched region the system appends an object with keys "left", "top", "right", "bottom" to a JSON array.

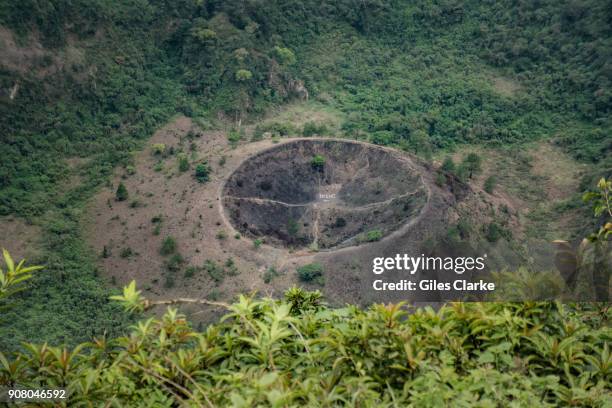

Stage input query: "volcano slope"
[
  {"left": 219, "top": 138, "right": 482, "bottom": 305},
  {"left": 222, "top": 140, "right": 429, "bottom": 250},
  {"left": 87, "top": 118, "right": 514, "bottom": 318}
]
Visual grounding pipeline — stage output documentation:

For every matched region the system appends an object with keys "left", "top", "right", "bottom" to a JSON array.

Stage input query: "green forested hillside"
[{"left": 0, "top": 0, "right": 610, "bottom": 350}]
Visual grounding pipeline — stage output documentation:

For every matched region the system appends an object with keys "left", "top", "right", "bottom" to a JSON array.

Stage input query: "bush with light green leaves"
[{"left": 1, "top": 280, "right": 610, "bottom": 407}]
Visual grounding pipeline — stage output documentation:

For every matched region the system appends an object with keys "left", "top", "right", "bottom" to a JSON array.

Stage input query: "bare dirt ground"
[
  {"left": 0, "top": 217, "right": 42, "bottom": 262},
  {"left": 85, "top": 115, "right": 304, "bottom": 320},
  {"left": 0, "top": 26, "right": 88, "bottom": 79},
  {"left": 257, "top": 100, "right": 343, "bottom": 133},
  {"left": 529, "top": 142, "right": 588, "bottom": 202}
]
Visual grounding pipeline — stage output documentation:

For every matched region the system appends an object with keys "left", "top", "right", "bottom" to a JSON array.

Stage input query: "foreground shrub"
[
  {"left": 253, "top": 121, "right": 295, "bottom": 139},
  {"left": 1, "top": 286, "right": 609, "bottom": 406},
  {"left": 0, "top": 250, "right": 42, "bottom": 303}
]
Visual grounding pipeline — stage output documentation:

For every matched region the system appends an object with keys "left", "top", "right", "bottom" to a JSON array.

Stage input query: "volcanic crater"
[{"left": 222, "top": 139, "right": 429, "bottom": 250}]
